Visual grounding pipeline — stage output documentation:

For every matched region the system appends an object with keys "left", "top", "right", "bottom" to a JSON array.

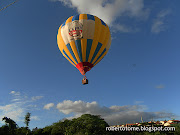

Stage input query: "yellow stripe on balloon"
[
  {"left": 66, "top": 16, "right": 73, "bottom": 24},
  {"left": 79, "top": 14, "right": 87, "bottom": 20},
  {"left": 93, "top": 16, "right": 102, "bottom": 41},
  {"left": 98, "top": 25, "right": 107, "bottom": 44},
  {"left": 102, "top": 26, "right": 110, "bottom": 45},
  {"left": 57, "top": 25, "right": 63, "bottom": 52},
  {"left": 69, "top": 40, "right": 81, "bottom": 63},
  {"left": 81, "top": 39, "right": 87, "bottom": 62},
  {"left": 104, "top": 27, "right": 111, "bottom": 45},
  {"left": 106, "top": 35, "right": 111, "bottom": 51}
]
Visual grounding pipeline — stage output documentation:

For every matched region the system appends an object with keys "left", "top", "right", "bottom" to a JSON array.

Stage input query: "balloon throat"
[{"left": 76, "top": 62, "right": 93, "bottom": 75}]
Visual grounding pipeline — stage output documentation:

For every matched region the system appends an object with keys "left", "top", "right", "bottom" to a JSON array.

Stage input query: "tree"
[
  {"left": 42, "top": 125, "right": 53, "bottom": 135},
  {"left": 32, "top": 128, "right": 44, "bottom": 135},
  {"left": 48, "top": 114, "right": 112, "bottom": 135},
  {"left": 2, "top": 117, "right": 18, "bottom": 135},
  {"left": 65, "top": 114, "right": 110, "bottom": 135},
  {"left": 25, "top": 112, "right": 31, "bottom": 127},
  {"left": 24, "top": 112, "right": 31, "bottom": 135},
  {"left": 16, "top": 127, "right": 30, "bottom": 135},
  {"left": 51, "top": 120, "right": 71, "bottom": 135}
]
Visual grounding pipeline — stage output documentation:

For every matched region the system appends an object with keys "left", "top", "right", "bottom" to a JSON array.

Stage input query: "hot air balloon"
[{"left": 57, "top": 14, "right": 111, "bottom": 84}]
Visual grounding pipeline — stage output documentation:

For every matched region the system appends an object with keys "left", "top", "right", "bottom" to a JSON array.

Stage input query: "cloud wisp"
[
  {"left": 44, "top": 103, "right": 55, "bottom": 110},
  {"left": 151, "top": 9, "right": 171, "bottom": 34},
  {"left": 53, "top": 100, "right": 175, "bottom": 125},
  {"left": 32, "top": 96, "right": 44, "bottom": 101}
]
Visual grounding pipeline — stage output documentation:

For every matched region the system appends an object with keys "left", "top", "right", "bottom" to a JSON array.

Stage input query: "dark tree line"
[
  {"left": 0, "top": 112, "right": 31, "bottom": 135},
  {"left": 0, "top": 113, "right": 180, "bottom": 135}
]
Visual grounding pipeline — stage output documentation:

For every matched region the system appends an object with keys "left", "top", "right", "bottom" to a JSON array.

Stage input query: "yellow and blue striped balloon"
[{"left": 57, "top": 14, "right": 111, "bottom": 75}]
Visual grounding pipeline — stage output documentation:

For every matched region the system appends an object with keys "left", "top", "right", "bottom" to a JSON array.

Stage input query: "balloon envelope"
[{"left": 57, "top": 14, "right": 111, "bottom": 75}]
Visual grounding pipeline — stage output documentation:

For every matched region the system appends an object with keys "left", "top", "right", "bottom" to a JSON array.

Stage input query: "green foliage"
[
  {"left": 32, "top": 128, "right": 44, "bottom": 135},
  {"left": 25, "top": 112, "right": 31, "bottom": 127},
  {"left": 0, "top": 125, "right": 10, "bottom": 135},
  {"left": 2, "top": 117, "right": 18, "bottom": 135},
  {"left": 174, "top": 123, "right": 180, "bottom": 135},
  {"left": 24, "top": 112, "right": 31, "bottom": 135},
  {"left": 50, "top": 114, "right": 110, "bottom": 135},
  {"left": 15, "top": 127, "right": 31, "bottom": 135},
  {"left": 42, "top": 126, "right": 53, "bottom": 135},
  {"left": 2, "top": 117, "right": 18, "bottom": 129}
]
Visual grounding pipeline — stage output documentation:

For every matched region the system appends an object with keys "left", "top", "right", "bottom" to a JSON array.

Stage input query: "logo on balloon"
[{"left": 68, "top": 21, "right": 83, "bottom": 39}]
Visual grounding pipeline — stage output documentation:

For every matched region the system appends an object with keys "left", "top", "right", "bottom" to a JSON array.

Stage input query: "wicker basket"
[{"left": 82, "top": 79, "right": 88, "bottom": 85}]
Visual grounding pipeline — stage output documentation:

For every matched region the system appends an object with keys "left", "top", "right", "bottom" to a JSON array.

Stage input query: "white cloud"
[
  {"left": 11, "top": 98, "right": 21, "bottom": 102},
  {"left": 27, "top": 105, "right": 37, "bottom": 108},
  {"left": 31, "top": 96, "right": 43, "bottom": 101},
  {"left": 10, "top": 91, "right": 20, "bottom": 96},
  {"left": 53, "top": 0, "right": 149, "bottom": 33},
  {"left": 135, "top": 101, "right": 144, "bottom": 104},
  {"left": 112, "top": 24, "right": 140, "bottom": 33},
  {"left": 0, "top": 104, "right": 24, "bottom": 122},
  {"left": 151, "top": 9, "right": 171, "bottom": 33},
  {"left": 157, "top": 9, "right": 171, "bottom": 18},
  {"left": 56, "top": 100, "right": 175, "bottom": 125},
  {"left": 44, "top": 103, "right": 54, "bottom": 110},
  {"left": 31, "top": 116, "right": 40, "bottom": 120},
  {"left": 0, "top": 104, "right": 13, "bottom": 112},
  {"left": 9, "top": 91, "right": 23, "bottom": 103},
  {"left": 10, "top": 91, "right": 15, "bottom": 94}
]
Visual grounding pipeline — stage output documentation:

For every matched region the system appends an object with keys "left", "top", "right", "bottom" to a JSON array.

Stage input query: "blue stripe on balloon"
[
  {"left": 86, "top": 39, "right": 93, "bottom": 61},
  {"left": 87, "top": 14, "right": 95, "bottom": 21},
  {"left": 63, "top": 49, "right": 75, "bottom": 65},
  {"left": 90, "top": 42, "right": 102, "bottom": 63},
  {"left": 66, "top": 43, "right": 78, "bottom": 64},
  {"left": 75, "top": 39, "right": 82, "bottom": 62},
  {"left": 100, "top": 19, "right": 106, "bottom": 26},
  {"left": 93, "top": 48, "right": 106, "bottom": 65},
  {"left": 72, "top": 15, "right": 80, "bottom": 21}
]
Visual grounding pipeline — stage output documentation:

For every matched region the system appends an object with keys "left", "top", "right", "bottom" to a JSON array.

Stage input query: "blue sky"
[{"left": 0, "top": 0, "right": 180, "bottom": 129}]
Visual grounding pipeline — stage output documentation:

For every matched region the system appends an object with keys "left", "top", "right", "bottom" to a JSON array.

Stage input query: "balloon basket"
[{"left": 82, "top": 78, "right": 88, "bottom": 85}]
